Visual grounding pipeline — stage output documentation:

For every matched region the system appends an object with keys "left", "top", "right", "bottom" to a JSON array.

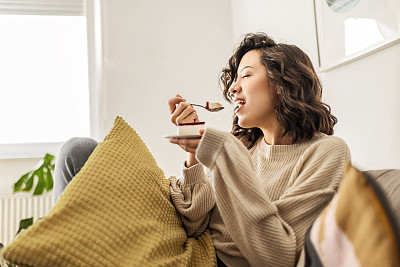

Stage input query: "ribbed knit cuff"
[
  {"left": 181, "top": 161, "right": 207, "bottom": 185},
  {"left": 196, "top": 128, "right": 226, "bottom": 169}
]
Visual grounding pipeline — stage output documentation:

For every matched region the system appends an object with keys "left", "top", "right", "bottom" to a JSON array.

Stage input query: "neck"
[
  {"left": 260, "top": 123, "right": 296, "bottom": 145},
  {"left": 262, "top": 132, "right": 293, "bottom": 145}
]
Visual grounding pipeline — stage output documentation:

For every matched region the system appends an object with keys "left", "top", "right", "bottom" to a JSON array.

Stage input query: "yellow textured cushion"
[{"left": 2, "top": 116, "right": 216, "bottom": 267}]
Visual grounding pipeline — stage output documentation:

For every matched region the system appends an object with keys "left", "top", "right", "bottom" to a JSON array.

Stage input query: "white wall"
[
  {"left": 97, "top": 0, "right": 234, "bottom": 177},
  {"left": 321, "top": 43, "right": 400, "bottom": 170},
  {"left": 231, "top": 0, "right": 319, "bottom": 68}
]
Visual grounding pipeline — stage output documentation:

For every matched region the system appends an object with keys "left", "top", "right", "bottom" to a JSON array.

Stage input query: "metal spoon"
[{"left": 190, "top": 102, "right": 224, "bottom": 112}]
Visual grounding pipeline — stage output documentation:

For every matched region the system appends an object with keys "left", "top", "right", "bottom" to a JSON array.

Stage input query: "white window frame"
[{"left": 0, "top": 0, "right": 104, "bottom": 159}]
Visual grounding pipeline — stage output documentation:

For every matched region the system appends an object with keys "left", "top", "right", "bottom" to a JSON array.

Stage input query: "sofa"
[{"left": 365, "top": 169, "right": 400, "bottom": 223}]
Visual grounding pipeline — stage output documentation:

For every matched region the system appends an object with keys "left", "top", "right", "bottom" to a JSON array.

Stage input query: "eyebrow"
[{"left": 239, "top": 66, "right": 254, "bottom": 73}]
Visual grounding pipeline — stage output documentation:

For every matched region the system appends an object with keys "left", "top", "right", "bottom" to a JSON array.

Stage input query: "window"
[{"left": 0, "top": 0, "right": 90, "bottom": 158}]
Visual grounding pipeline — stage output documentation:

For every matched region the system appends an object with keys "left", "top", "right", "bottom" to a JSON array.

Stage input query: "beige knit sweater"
[{"left": 169, "top": 128, "right": 351, "bottom": 267}]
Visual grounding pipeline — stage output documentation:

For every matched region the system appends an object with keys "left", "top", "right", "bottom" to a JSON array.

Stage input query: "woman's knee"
[
  {"left": 53, "top": 137, "right": 98, "bottom": 204},
  {"left": 59, "top": 137, "right": 98, "bottom": 158},
  {"left": 57, "top": 137, "right": 98, "bottom": 174}
]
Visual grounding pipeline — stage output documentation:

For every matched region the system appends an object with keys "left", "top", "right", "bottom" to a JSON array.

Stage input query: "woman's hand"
[
  {"left": 167, "top": 94, "right": 203, "bottom": 167},
  {"left": 169, "top": 128, "right": 205, "bottom": 154},
  {"left": 168, "top": 94, "right": 199, "bottom": 125}
]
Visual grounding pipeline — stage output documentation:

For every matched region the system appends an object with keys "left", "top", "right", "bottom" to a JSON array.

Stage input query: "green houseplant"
[
  {"left": 0, "top": 153, "right": 55, "bottom": 267},
  {"left": 14, "top": 153, "right": 55, "bottom": 196},
  {"left": 13, "top": 153, "right": 55, "bottom": 233}
]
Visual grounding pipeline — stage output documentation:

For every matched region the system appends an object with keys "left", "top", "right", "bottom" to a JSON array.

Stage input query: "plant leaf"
[
  {"left": 33, "top": 169, "right": 45, "bottom": 196},
  {"left": 21, "top": 172, "right": 35, "bottom": 192},
  {"left": 13, "top": 172, "right": 29, "bottom": 193},
  {"left": 44, "top": 166, "right": 54, "bottom": 191},
  {"left": 43, "top": 153, "right": 55, "bottom": 165},
  {"left": 16, "top": 217, "right": 34, "bottom": 235},
  {"left": 13, "top": 153, "right": 55, "bottom": 196}
]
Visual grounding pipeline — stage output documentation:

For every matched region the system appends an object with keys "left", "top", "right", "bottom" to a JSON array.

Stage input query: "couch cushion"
[
  {"left": 363, "top": 169, "right": 400, "bottom": 224},
  {"left": 2, "top": 116, "right": 216, "bottom": 267},
  {"left": 304, "top": 164, "right": 400, "bottom": 267}
]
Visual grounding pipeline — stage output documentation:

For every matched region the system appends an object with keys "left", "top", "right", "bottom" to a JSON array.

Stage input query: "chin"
[
  {"left": 237, "top": 118, "right": 251, "bottom": 129},
  {"left": 238, "top": 120, "right": 260, "bottom": 130}
]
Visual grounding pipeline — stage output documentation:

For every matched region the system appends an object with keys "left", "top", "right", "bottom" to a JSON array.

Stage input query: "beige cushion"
[{"left": 2, "top": 116, "right": 216, "bottom": 267}]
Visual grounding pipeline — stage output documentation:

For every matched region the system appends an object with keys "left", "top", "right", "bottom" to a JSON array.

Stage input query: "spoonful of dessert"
[{"left": 190, "top": 102, "right": 224, "bottom": 112}]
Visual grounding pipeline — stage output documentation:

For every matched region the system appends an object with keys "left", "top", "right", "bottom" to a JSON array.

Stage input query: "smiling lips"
[{"left": 234, "top": 99, "right": 246, "bottom": 113}]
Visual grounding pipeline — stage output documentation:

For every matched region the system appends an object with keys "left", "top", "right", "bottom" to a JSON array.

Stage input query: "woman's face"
[{"left": 229, "top": 50, "right": 278, "bottom": 130}]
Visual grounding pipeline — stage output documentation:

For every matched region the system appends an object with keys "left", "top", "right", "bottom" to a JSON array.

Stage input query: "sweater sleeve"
[
  {"left": 169, "top": 162, "right": 216, "bottom": 237},
  {"left": 196, "top": 128, "right": 350, "bottom": 267}
]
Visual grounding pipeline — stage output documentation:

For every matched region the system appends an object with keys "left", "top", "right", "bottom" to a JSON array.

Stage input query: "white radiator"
[{"left": 0, "top": 193, "right": 52, "bottom": 246}]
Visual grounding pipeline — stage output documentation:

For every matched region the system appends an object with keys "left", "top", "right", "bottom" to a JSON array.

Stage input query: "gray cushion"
[{"left": 363, "top": 169, "right": 400, "bottom": 224}]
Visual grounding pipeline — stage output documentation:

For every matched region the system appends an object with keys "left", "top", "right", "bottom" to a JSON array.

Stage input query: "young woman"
[
  {"left": 54, "top": 33, "right": 350, "bottom": 266},
  {"left": 167, "top": 33, "right": 350, "bottom": 267}
]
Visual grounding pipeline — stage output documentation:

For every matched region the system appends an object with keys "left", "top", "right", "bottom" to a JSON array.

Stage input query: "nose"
[{"left": 229, "top": 80, "right": 241, "bottom": 97}]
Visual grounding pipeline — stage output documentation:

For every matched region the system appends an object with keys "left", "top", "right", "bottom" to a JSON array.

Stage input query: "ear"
[
  {"left": 275, "top": 85, "right": 281, "bottom": 95},
  {"left": 274, "top": 86, "right": 282, "bottom": 106}
]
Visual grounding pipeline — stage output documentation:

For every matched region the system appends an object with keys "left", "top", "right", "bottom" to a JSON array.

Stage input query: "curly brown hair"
[{"left": 221, "top": 33, "right": 337, "bottom": 149}]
